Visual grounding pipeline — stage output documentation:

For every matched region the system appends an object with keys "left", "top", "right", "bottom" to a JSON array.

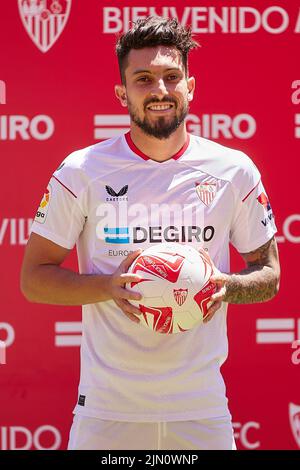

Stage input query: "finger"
[
  {"left": 122, "top": 299, "right": 143, "bottom": 316},
  {"left": 114, "top": 299, "right": 141, "bottom": 323},
  {"left": 210, "top": 292, "right": 225, "bottom": 303},
  {"left": 115, "top": 286, "right": 142, "bottom": 302},
  {"left": 198, "top": 248, "right": 213, "bottom": 263},
  {"left": 203, "top": 300, "right": 222, "bottom": 323},
  {"left": 120, "top": 249, "right": 142, "bottom": 271},
  {"left": 210, "top": 275, "right": 225, "bottom": 284},
  {"left": 115, "top": 297, "right": 142, "bottom": 316},
  {"left": 210, "top": 286, "right": 226, "bottom": 302},
  {"left": 118, "top": 273, "right": 142, "bottom": 285}
]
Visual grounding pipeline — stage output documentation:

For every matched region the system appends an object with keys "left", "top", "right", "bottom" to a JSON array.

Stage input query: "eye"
[
  {"left": 137, "top": 76, "right": 151, "bottom": 83},
  {"left": 167, "top": 74, "right": 179, "bottom": 81}
]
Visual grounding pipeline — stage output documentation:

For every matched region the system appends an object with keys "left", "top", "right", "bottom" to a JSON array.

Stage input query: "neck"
[{"left": 129, "top": 123, "right": 188, "bottom": 162}]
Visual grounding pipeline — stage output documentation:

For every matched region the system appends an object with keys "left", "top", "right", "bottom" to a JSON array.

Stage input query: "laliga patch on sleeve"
[{"left": 34, "top": 183, "right": 52, "bottom": 224}]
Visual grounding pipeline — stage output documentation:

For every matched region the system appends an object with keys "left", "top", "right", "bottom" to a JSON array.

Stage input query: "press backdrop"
[{"left": 0, "top": 0, "right": 299, "bottom": 450}]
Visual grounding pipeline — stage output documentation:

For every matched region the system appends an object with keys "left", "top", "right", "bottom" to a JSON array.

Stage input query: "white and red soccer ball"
[{"left": 128, "top": 243, "right": 216, "bottom": 334}]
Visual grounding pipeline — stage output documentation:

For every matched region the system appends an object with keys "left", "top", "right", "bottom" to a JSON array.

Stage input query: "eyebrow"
[{"left": 132, "top": 67, "right": 182, "bottom": 76}]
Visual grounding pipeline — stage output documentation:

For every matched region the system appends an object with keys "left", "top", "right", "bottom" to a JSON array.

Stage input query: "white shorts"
[{"left": 68, "top": 414, "right": 236, "bottom": 450}]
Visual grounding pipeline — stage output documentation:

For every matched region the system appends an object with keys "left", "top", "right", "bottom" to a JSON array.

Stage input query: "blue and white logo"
[{"left": 104, "top": 227, "right": 130, "bottom": 244}]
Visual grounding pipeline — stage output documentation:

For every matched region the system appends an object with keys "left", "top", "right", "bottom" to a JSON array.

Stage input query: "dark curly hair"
[{"left": 116, "top": 16, "right": 199, "bottom": 83}]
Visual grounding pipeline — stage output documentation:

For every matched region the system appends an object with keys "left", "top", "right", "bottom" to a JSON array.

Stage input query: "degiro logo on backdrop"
[
  {"left": 18, "top": 0, "right": 72, "bottom": 53},
  {"left": 0, "top": 115, "right": 54, "bottom": 140},
  {"left": 94, "top": 114, "right": 256, "bottom": 140}
]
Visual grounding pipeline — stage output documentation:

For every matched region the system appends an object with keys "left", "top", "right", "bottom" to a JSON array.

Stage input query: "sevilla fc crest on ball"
[
  {"left": 18, "top": 0, "right": 72, "bottom": 53},
  {"left": 173, "top": 288, "right": 188, "bottom": 306},
  {"left": 127, "top": 243, "right": 216, "bottom": 334}
]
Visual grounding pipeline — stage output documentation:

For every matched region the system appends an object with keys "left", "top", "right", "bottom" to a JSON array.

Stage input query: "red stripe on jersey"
[
  {"left": 125, "top": 132, "right": 190, "bottom": 161},
  {"left": 52, "top": 175, "right": 77, "bottom": 198},
  {"left": 242, "top": 178, "right": 261, "bottom": 202},
  {"left": 172, "top": 133, "right": 190, "bottom": 160},
  {"left": 125, "top": 132, "right": 149, "bottom": 160}
]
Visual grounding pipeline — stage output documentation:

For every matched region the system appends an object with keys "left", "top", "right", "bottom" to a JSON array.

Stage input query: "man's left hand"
[{"left": 204, "top": 268, "right": 229, "bottom": 323}]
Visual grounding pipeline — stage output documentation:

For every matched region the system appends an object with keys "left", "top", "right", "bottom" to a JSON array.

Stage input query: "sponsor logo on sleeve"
[
  {"left": 257, "top": 192, "right": 275, "bottom": 227},
  {"left": 257, "top": 192, "right": 272, "bottom": 211},
  {"left": 35, "top": 184, "right": 51, "bottom": 224}
]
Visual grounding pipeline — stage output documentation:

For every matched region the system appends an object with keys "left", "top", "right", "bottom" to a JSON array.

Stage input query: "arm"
[
  {"left": 224, "top": 236, "right": 280, "bottom": 303},
  {"left": 20, "top": 233, "right": 142, "bottom": 323},
  {"left": 204, "top": 236, "right": 280, "bottom": 322}
]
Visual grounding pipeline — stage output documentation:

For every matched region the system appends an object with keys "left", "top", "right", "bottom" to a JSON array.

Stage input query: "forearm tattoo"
[{"left": 224, "top": 237, "right": 280, "bottom": 304}]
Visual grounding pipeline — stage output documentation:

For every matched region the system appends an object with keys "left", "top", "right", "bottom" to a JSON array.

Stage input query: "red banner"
[{"left": 0, "top": 0, "right": 299, "bottom": 450}]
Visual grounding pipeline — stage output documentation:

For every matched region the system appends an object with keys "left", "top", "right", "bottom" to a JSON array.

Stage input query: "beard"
[{"left": 127, "top": 97, "right": 189, "bottom": 140}]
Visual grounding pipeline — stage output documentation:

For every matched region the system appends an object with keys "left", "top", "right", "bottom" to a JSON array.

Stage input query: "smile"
[{"left": 147, "top": 104, "right": 174, "bottom": 111}]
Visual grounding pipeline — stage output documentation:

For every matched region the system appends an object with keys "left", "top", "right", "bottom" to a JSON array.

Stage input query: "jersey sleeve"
[
  {"left": 30, "top": 156, "right": 87, "bottom": 249},
  {"left": 229, "top": 156, "right": 277, "bottom": 253}
]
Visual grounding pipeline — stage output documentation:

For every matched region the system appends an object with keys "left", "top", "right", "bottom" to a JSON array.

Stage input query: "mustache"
[{"left": 144, "top": 97, "right": 177, "bottom": 110}]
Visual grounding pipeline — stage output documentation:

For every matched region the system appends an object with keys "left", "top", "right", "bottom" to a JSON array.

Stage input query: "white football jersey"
[{"left": 31, "top": 133, "right": 277, "bottom": 422}]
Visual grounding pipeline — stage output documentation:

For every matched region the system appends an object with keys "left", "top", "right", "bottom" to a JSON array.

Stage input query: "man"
[{"left": 21, "top": 17, "right": 280, "bottom": 450}]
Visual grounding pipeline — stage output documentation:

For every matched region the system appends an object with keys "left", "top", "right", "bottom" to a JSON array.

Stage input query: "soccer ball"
[{"left": 128, "top": 243, "right": 216, "bottom": 334}]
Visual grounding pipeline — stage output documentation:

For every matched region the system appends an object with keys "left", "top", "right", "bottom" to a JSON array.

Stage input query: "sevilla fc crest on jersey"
[
  {"left": 18, "top": 0, "right": 72, "bottom": 53},
  {"left": 195, "top": 180, "right": 217, "bottom": 206}
]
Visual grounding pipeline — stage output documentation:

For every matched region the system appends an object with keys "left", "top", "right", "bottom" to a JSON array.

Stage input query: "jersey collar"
[{"left": 125, "top": 132, "right": 190, "bottom": 162}]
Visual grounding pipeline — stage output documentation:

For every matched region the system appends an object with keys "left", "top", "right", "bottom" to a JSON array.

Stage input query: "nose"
[{"left": 151, "top": 78, "right": 168, "bottom": 99}]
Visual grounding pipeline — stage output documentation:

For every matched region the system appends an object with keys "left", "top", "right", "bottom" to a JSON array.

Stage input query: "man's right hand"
[
  {"left": 21, "top": 233, "right": 143, "bottom": 316},
  {"left": 107, "top": 250, "right": 143, "bottom": 324}
]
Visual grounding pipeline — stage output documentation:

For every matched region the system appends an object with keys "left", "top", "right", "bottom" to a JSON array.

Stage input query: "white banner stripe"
[
  {"left": 55, "top": 322, "right": 82, "bottom": 333},
  {"left": 55, "top": 335, "right": 81, "bottom": 346},
  {"left": 94, "top": 128, "right": 129, "bottom": 139},
  {"left": 256, "top": 319, "right": 294, "bottom": 330},
  {"left": 94, "top": 115, "right": 130, "bottom": 126},
  {"left": 256, "top": 332, "right": 295, "bottom": 343}
]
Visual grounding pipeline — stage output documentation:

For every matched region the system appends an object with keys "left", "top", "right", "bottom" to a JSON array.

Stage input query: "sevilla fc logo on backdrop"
[
  {"left": 289, "top": 403, "right": 300, "bottom": 448},
  {"left": 18, "top": 0, "right": 72, "bottom": 53}
]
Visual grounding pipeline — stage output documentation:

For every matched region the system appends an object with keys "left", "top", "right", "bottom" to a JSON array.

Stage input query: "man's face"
[{"left": 116, "top": 46, "right": 195, "bottom": 139}]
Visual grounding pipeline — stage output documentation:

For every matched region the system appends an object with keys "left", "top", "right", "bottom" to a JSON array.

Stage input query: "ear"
[
  {"left": 115, "top": 84, "right": 127, "bottom": 108},
  {"left": 187, "top": 76, "right": 195, "bottom": 102}
]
